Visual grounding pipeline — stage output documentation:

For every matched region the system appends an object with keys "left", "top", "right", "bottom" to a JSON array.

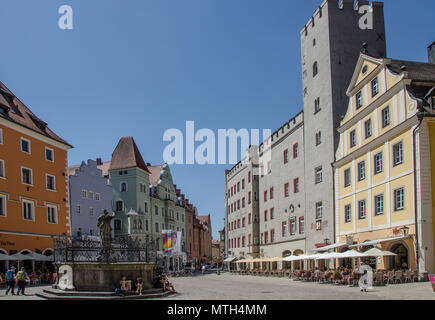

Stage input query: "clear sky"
[{"left": 0, "top": 0, "right": 434, "bottom": 239}]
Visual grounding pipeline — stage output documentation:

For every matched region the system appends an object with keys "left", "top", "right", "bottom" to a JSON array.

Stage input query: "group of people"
[
  {"left": 2, "top": 266, "right": 31, "bottom": 296},
  {"left": 115, "top": 272, "right": 177, "bottom": 296}
]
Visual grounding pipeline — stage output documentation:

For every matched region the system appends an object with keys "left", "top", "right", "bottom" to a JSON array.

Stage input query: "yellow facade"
[{"left": 334, "top": 53, "right": 435, "bottom": 275}]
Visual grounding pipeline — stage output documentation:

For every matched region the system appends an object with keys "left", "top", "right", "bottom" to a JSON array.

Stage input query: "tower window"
[{"left": 313, "top": 62, "right": 318, "bottom": 77}]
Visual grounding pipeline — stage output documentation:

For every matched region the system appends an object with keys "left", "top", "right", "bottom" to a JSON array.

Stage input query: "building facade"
[
  {"left": 334, "top": 53, "right": 435, "bottom": 278},
  {"left": 68, "top": 159, "right": 113, "bottom": 239},
  {"left": 258, "top": 112, "right": 306, "bottom": 258},
  {"left": 301, "top": 0, "right": 387, "bottom": 252},
  {"left": 0, "top": 81, "right": 72, "bottom": 262},
  {"left": 225, "top": 146, "right": 260, "bottom": 260},
  {"left": 109, "top": 136, "right": 186, "bottom": 253}
]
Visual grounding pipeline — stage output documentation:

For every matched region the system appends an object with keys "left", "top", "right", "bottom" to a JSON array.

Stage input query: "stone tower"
[{"left": 301, "top": 0, "right": 387, "bottom": 252}]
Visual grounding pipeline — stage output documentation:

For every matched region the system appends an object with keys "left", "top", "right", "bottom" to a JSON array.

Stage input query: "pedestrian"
[
  {"left": 16, "top": 267, "right": 30, "bottom": 296},
  {"left": 358, "top": 262, "right": 373, "bottom": 292},
  {"left": 201, "top": 265, "right": 206, "bottom": 275},
  {"left": 5, "top": 266, "right": 16, "bottom": 296}
]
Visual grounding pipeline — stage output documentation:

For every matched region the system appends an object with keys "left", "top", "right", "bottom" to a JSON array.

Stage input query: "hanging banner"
[{"left": 162, "top": 230, "right": 181, "bottom": 255}]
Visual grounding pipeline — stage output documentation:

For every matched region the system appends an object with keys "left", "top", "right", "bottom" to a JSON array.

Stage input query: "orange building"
[{"left": 0, "top": 81, "right": 72, "bottom": 265}]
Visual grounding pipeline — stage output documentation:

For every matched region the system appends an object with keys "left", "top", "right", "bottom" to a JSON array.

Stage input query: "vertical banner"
[
  {"left": 176, "top": 231, "right": 182, "bottom": 253},
  {"left": 162, "top": 230, "right": 181, "bottom": 254}
]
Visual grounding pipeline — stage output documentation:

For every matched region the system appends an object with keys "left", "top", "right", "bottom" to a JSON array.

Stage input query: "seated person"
[
  {"left": 153, "top": 273, "right": 163, "bottom": 288},
  {"left": 135, "top": 277, "right": 143, "bottom": 295},
  {"left": 160, "top": 274, "right": 177, "bottom": 293},
  {"left": 116, "top": 276, "right": 131, "bottom": 296}
]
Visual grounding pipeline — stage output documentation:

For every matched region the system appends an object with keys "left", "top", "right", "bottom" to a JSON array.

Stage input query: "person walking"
[
  {"left": 16, "top": 267, "right": 30, "bottom": 296},
  {"left": 358, "top": 262, "right": 373, "bottom": 292},
  {"left": 5, "top": 266, "right": 16, "bottom": 296}
]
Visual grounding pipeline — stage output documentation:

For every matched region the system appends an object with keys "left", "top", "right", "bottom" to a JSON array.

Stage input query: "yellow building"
[{"left": 333, "top": 53, "right": 435, "bottom": 279}]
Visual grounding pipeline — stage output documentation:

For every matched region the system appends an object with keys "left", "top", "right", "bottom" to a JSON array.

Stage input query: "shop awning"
[
  {"left": 312, "top": 243, "right": 348, "bottom": 252},
  {"left": 339, "top": 250, "right": 366, "bottom": 258},
  {"left": 223, "top": 257, "right": 237, "bottom": 263},
  {"left": 349, "top": 236, "right": 411, "bottom": 248}
]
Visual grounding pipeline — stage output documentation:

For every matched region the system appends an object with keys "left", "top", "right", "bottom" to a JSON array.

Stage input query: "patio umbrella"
[
  {"left": 339, "top": 250, "right": 366, "bottom": 258},
  {"left": 8, "top": 253, "right": 36, "bottom": 261},
  {"left": 363, "top": 247, "right": 397, "bottom": 257},
  {"left": 30, "top": 253, "right": 54, "bottom": 261},
  {"left": 0, "top": 253, "right": 11, "bottom": 261}
]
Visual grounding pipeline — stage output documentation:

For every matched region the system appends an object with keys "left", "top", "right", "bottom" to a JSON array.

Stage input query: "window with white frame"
[
  {"left": 22, "top": 200, "right": 34, "bottom": 221},
  {"left": 374, "top": 194, "right": 384, "bottom": 216},
  {"left": 0, "top": 194, "right": 6, "bottom": 217},
  {"left": 0, "top": 128, "right": 3, "bottom": 144},
  {"left": 358, "top": 161, "right": 366, "bottom": 181},
  {"left": 382, "top": 106, "right": 390, "bottom": 128},
  {"left": 315, "top": 131, "right": 322, "bottom": 146},
  {"left": 76, "top": 204, "right": 81, "bottom": 214},
  {"left": 371, "top": 77, "right": 379, "bottom": 97},
  {"left": 290, "top": 218, "right": 296, "bottom": 235},
  {"left": 364, "top": 119, "right": 372, "bottom": 139},
  {"left": 393, "top": 142, "right": 404, "bottom": 166},
  {"left": 316, "top": 202, "right": 323, "bottom": 219},
  {"left": 356, "top": 91, "right": 363, "bottom": 109},
  {"left": 47, "top": 205, "right": 57, "bottom": 224},
  {"left": 315, "top": 167, "right": 323, "bottom": 184},
  {"left": 21, "top": 167, "right": 32, "bottom": 185},
  {"left": 299, "top": 217, "right": 305, "bottom": 234},
  {"left": 46, "top": 175, "right": 55, "bottom": 191},
  {"left": 81, "top": 190, "right": 87, "bottom": 198},
  {"left": 358, "top": 200, "right": 366, "bottom": 219},
  {"left": 349, "top": 130, "right": 356, "bottom": 148},
  {"left": 344, "top": 168, "right": 351, "bottom": 187},
  {"left": 374, "top": 152, "right": 383, "bottom": 174},
  {"left": 20, "top": 138, "right": 31, "bottom": 153},
  {"left": 95, "top": 193, "right": 100, "bottom": 201},
  {"left": 88, "top": 191, "right": 94, "bottom": 200},
  {"left": 45, "top": 148, "right": 54, "bottom": 162},
  {"left": 344, "top": 204, "right": 351, "bottom": 223},
  {"left": 394, "top": 187, "right": 405, "bottom": 211},
  {"left": 0, "top": 159, "right": 4, "bottom": 178},
  {"left": 89, "top": 207, "right": 94, "bottom": 216}
]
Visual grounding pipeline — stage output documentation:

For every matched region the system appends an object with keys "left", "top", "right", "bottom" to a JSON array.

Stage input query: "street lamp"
[{"left": 400, "top": 226, "right": 410, "bottom": 236}]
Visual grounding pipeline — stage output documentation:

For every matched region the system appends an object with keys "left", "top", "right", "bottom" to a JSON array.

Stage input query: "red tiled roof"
[
  {"left": 109, "top": 136, "right": 150, "bottom": 173},
  {"left": 148, "top": 165, "right": 164, "bottom": 187},
  {"left": 0, "top": 81, "right": 72, "bottom": 147}
]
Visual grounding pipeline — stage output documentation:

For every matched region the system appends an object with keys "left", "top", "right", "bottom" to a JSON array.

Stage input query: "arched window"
[
  {"left": 138, "top": 220, "right": 143, "bottom": 230},
  {"left": 313, "top": 61, "right": 318, "bottom": 77},
  {"left": 120, "top": 182, "right": 127, "bottom": 192}
]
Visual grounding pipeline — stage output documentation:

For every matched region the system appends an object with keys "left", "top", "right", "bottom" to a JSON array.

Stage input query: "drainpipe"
[{"left": 413, "top": 111, "right": 424, "bottom": 281}]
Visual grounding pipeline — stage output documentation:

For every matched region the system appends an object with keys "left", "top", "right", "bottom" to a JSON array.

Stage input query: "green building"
[{"left": 109, "top": 136, "right": 186, "bottom": 253}]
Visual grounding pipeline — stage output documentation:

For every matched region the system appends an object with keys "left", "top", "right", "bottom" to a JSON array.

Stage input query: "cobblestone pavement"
[{"left": 0, "top": 273, "right": 434, "bottom": 300}]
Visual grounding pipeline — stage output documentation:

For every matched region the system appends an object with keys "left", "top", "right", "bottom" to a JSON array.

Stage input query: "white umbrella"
[
  {"left": 339, "top": 250, "right": 366, "bottom": 258},
  {"left": 315, "top": 252, "right": 344, "bottom": 260},
  {"left": 363, "top": 247, "right": 397, "bottom": 257}
]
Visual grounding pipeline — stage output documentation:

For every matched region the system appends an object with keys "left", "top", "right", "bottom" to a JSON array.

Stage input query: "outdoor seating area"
[{"left": 229, "top": 247, "right": 418, "bottom": 287}]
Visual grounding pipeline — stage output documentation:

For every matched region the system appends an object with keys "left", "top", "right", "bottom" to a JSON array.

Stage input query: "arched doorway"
[
  {"left": 388, "top": 242, "right": 409, "bottom": 270},
  {"left": 282, "top": 251, "right": 291, "bottom": 269},
  {"left": 293, "top": 249, "right": 304, "bottom": 270}
]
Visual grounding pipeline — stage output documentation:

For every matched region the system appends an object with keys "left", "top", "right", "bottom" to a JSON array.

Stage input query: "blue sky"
[{"left": 0, "top": 0, "right": 434, "bottom": 239}]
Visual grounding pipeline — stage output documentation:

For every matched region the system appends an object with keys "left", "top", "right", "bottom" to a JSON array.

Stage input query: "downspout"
[{"left": 413, "top": 111, "right": 424, "bottom": 280}]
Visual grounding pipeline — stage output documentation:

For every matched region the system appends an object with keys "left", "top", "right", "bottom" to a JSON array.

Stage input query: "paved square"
[{"left": 0, "top": 272, "right": 434, "bottom": 300}]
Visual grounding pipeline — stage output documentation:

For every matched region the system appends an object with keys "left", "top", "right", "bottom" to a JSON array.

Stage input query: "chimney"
[
  {"left": 428, "top": 41, "right": 435, "bottom": 64},
  {"left": 96, "top": 158, "right": 102, "bottom": 165}
]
